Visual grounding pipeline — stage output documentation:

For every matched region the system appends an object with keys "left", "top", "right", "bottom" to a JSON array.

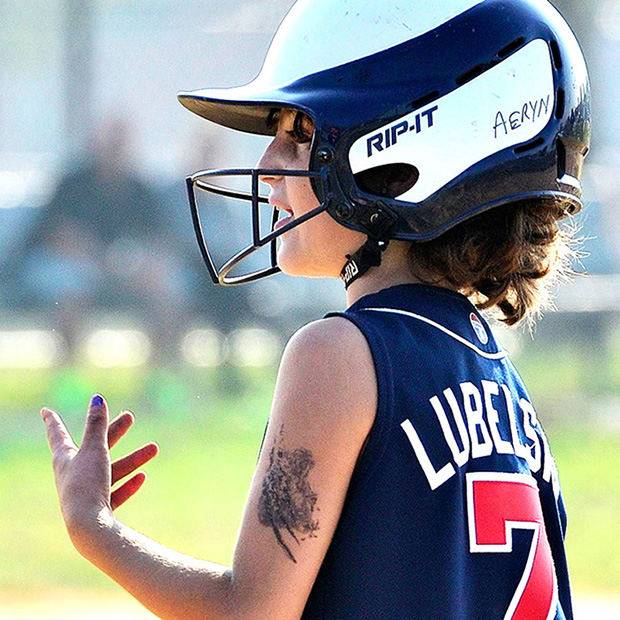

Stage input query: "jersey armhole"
[{"left": 325, "top": 311, "right": 396, "bottom": 486}]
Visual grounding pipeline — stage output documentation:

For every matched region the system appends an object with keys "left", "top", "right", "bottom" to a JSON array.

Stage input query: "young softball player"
[{"left": 42, "top": 1, "right": 590, "bottom": 618}]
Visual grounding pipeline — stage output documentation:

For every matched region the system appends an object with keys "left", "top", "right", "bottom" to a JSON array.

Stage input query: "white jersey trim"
[{"left": 361, "top": 307, "right": 507, "bottom": 360}]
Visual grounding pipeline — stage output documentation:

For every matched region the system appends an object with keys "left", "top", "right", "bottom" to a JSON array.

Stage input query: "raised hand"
[{"left": 42, "top": 395, "right": 159, "bottom": 540}]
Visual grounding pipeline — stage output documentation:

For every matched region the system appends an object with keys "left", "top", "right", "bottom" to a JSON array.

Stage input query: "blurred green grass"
[
  {"left": 552, "top": 428, "right": 620, "bottom": 593},
  {"left": 0, "top": 361, "right": 619, "bottom": 598},
  {"left": 0, "top": 364, "right": 273, "bottom": 593}
]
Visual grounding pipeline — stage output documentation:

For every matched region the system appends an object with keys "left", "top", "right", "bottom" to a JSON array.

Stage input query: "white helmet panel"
[{"left": 349, "top": 39, "right": 555, "bottom": 203}]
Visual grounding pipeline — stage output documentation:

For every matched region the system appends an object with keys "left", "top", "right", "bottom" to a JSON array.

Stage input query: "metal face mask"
[{"left": 186, "top": 167, "right": 329, "bottom": 285}]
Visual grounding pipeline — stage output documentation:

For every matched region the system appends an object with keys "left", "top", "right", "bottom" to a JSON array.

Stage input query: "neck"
[{"left": 344, "top": 240, "right": 452, "bottom": 307}]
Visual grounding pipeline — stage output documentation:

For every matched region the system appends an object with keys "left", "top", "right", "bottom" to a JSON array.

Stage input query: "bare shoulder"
[
  {"left": 286, "top": 315, "right": 372, "bottom": 363},
  {"left": 275, "top": 316, "right": 377, "bottom": 431}
]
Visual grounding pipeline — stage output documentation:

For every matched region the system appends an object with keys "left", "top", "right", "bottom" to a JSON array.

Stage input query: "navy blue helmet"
[{"left": 179, "top": 0, "right": 590, "bottom": 285}]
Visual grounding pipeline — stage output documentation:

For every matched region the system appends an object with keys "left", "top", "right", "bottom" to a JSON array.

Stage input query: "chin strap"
[
  {"left": 340, "top": 237, "right": 390, "bottom": 289},
  {"left": 338, "top": 203, "right": 398, "bottom": 289}
]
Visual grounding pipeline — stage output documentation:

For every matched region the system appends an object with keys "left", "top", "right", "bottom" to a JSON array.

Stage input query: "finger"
[
  {"left": 111, "top": 443, "right": 160, "bottom": 484},
  {"left": 41, "top": 407, "right": 78, "bottom": 462},
  {"left": 108, "top": 411, "right": 135, "bottom": 449},
  {"left": 81, "top": 394, "right": 109, "bottom": 451},
  {"left": 111, "top": 472, "right": 147, "bottom": 511}
]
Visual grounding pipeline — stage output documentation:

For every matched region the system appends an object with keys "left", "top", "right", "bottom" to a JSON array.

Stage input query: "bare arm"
[{"left": 42, "top": 316, "right": 377, "bottom": 620}]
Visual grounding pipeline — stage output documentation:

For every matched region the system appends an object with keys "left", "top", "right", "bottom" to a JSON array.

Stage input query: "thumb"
[
  {"left": 81, "top": 394, "right": 109, "bottom": 450},
  {"left": 41, "top": 407, "right": 77, "bottom": 459}
]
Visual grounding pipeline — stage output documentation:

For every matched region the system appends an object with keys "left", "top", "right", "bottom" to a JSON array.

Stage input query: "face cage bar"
[{"left": 186, "top": 168, "right": 329, "bottom": 285}]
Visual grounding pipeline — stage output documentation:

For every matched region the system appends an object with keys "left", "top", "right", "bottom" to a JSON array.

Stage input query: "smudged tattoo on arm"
[{"left": 258, "top": 425, "right": 320, "bottom": 563}]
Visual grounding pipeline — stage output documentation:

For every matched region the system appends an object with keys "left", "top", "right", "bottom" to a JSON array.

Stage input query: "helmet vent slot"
[
  {"left": 498, "top": 37, "right": 525, "bottom": 58},
  {"left": 354, "top": 164, "right": 419, "bottom": 198},
  {"left": 555, "top": 88, "right": 566, "bottom": 119},
  {"left": 549, "top": 40, "right": 563, "bottom": 70},
  {"left": 409, "top": 91, "right": 440, "bottom": 110},
  {"left": 513, "top": 137, "right": 545, "bottom": 154},
  {"left": 455, "top": 63, "right": 489, "bottom": 86}
]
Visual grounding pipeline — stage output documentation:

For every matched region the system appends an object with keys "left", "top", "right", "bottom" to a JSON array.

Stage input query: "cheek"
[
  {"left": 278, "top": 174, "right": 366, "bottom": 276},
  {"left": 289, "top": 177, "right": 320, "bottom": 215}
]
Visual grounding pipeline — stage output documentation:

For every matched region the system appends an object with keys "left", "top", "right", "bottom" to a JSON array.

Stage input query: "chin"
[
  {"left": 277, "top": 245, "right": 342, "bottom": 279},
  {"left": 277, "top": 252, "right": 315, "bottom": 277}
]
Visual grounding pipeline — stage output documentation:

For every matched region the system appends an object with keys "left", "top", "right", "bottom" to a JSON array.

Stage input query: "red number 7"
[{"left": 466, "top": 473, "right": 558, "bottom": 620}]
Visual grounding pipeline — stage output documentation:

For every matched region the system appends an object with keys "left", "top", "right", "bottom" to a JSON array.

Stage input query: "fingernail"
[{"left": 91, "top": 394, "right": 104, "bottom": 408}]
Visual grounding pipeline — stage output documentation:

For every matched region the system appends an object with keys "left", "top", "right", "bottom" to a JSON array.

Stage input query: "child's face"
[{"left": 258, "top": 109, "right": 365, "bottom": 278}]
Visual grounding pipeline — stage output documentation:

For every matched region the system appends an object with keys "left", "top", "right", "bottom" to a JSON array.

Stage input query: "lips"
[
  {"left": 272, "top": 202, "right": 295, "bottom": 231},
  {"left": 274, "top": 212, "right": 294, "bottom": 230}
]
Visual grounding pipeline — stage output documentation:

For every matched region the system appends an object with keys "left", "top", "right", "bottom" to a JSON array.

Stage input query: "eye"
[{"left": 290, "top": 112, "right": 314, "bottom": 144}]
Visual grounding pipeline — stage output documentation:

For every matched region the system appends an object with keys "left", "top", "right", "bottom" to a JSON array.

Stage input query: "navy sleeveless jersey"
[{"left": 301, "top": 284, "right": 571, "bottom": 620}]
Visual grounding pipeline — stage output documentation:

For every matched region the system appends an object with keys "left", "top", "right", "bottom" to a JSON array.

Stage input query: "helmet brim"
[{"left": 177, "top": 84, "right": 300, "bottom": 136}]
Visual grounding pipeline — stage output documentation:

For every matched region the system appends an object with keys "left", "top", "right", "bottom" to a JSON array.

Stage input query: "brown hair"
[{"left": 407, "top": 199, "right": 578, "bottom": 326}]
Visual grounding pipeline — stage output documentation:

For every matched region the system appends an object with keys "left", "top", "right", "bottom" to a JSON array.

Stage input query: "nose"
[{"left": 257, "top": 136, "right": 285, "bottom": 186}]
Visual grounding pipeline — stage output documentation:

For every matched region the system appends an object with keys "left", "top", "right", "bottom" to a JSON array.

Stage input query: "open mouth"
[{"left": 274, "top": 207, "right": 295, "bottom": 231}]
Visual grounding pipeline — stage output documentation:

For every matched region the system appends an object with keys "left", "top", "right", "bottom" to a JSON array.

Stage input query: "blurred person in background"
[{"left": 8, "top": 116, "right": 191, "bottom": 358}]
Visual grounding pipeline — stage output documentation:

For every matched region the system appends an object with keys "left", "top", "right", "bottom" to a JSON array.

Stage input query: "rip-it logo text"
[{"left": 367, "top": 105, "right": 439, "bottom": 157}]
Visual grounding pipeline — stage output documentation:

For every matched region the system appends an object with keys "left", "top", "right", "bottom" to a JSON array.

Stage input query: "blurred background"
[{"left": 0, "top": 0, "right": 619, "bottom": 617}]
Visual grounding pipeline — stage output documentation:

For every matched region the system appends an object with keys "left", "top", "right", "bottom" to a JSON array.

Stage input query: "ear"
[{"left": 354, "top": 163, "right": 419, "bottom": 198}]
